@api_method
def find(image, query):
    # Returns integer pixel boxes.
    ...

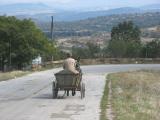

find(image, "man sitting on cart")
[63,53,79,74]
[63,53,80,96]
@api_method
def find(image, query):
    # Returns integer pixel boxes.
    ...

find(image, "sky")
[0,0,160,10]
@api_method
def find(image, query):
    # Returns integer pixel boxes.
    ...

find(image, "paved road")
[0,64,160,120]
[82,64,160,74]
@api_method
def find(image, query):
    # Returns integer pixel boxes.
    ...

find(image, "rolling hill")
[17,5,160,22]
[0,3,160,21]
[36,12,160,38]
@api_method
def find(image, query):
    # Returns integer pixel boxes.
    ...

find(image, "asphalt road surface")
[0,64,160,120]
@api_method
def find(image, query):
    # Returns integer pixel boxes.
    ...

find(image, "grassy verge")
[100,77,110,120]
[0,71,30,81]
[103,70,160,120]
[0,64,61,82]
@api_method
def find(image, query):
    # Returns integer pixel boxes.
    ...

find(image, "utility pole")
[51,16,54,61]
[51,16,54,41]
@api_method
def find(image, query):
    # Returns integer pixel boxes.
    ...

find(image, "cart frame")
[53,70,85,99]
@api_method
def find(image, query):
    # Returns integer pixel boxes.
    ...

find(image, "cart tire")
[67,90,70,96]
[81,82,85,99]
[52,82,58,99]
[83,83,85,98]
[72,90,76,96]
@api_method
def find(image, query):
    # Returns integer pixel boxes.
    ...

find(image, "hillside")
[0,3,158,21]
[37,12,160,38]
[17,7,144,22]
[17,4,160,22]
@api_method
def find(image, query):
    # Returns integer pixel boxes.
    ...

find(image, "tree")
[72,42,101,59]
[108,40,127,57]
[86,42,101,58]
[108,21,141,57]
[72,47,89,59]
[125,42,142,58]
[111,21,141,42]
[0,16,57,71]
[141,39,160,58]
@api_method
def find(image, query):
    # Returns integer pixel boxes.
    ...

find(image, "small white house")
[32,55,42,65]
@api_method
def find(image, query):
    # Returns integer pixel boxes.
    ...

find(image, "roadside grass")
[0,71,30,81]
[100,77,110,120]
[0,64,61,82]
[103,70,160,120]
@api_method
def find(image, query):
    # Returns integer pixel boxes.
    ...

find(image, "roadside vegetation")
[100,78,110,120]
[102,70,160,120]
[1,15,160,73]
[0,16,64,72]
[71,21,160,59]
[0,71,30,81]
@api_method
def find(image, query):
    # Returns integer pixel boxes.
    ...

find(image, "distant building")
[32,55,42,71]
[32,55,42,65]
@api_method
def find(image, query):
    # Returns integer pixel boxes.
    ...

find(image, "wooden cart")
[53,70,85,99]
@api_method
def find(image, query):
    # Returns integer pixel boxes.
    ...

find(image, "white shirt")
[63,58,79,74]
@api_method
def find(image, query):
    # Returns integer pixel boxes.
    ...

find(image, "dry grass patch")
[108,70,160,120]
[0,71,30,81]
[100,79,110,120]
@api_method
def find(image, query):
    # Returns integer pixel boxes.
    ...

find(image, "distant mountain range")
[0,3,160,21]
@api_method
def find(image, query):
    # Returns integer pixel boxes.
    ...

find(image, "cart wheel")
[72,90,76,96]
[52,82,58,99]
[83,83,85,98]
[67,90,69,96]
[80,83,85,99]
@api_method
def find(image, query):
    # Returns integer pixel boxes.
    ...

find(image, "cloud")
[1,0,75,5]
